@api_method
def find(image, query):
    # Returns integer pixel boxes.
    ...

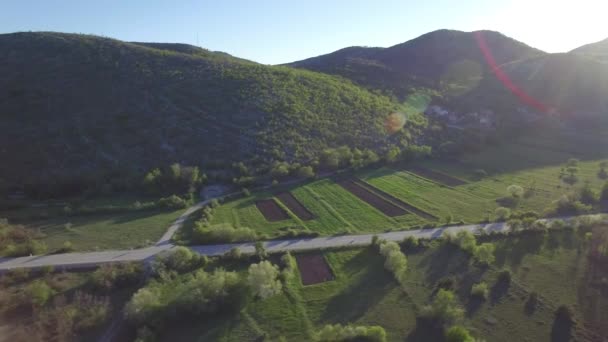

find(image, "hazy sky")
[2,0,607,64]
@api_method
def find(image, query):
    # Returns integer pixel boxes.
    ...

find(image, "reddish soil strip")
[354,180,437,220]
[255,199,289,222]
[276,192,315,221]
[338,180,408,217]
[407,166,467,186]
[296,254,335,285]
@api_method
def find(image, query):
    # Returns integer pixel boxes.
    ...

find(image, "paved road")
[0,220,538,272]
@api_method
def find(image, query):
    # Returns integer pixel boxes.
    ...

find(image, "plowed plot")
[408,166,466,186]
[296,254,335,285]
[355,180,437,220]
[255,199,289,222]
[276,192,315,221]
[338,180,408,217]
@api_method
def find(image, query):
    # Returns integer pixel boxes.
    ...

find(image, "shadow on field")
[417,243,470,284]
[320,250,392,324]
[405,317,446,342]
[494,232,545,269]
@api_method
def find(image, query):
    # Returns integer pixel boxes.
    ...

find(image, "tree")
[470,282,488,300]
[473,243,496,265]
[254,241,267,260]
[247,261,282,299]
[154,246,204,274]
[445,325,475,342]
[385,146,401,163]
[579,182,598,205]
[422,289,463,323]
[296,166,315,179]
[378,240,408,284]
[26,280,55,307]
[507,185,524,199]
[494,207,511,221]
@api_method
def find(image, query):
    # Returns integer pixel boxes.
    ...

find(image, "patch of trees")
[316,324,387,342]
[559,158,580,185]
[152,247,207,276]
[548,194,592,216]
[320,146,380,171]
[142,163,205,196]
[89,262,144,292]
[125,268,245,326]
[496,184,524,208]
[444,231,495,265]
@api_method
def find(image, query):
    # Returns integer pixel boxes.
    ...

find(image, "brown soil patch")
[296,254,334,285]
[276,192,315,221]
[355,180,437,220]
[255,199,289,222]
[407,166,467,186]
[338,180,408,217]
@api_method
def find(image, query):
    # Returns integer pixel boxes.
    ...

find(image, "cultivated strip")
[255,199,290,222]
[337,180,408,217]
[276,192,315,221]
[407,166,467,186]
[354,179,437,221]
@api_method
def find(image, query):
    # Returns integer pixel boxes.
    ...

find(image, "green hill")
[288,30,545,99]
[0,32,421,193]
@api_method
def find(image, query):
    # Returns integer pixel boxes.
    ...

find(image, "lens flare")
[384,112,406,134]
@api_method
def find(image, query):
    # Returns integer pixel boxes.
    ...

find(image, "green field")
[208,122,608,240]
[159,224,608,341]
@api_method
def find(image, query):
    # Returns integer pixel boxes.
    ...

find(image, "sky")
[1,0,607,65]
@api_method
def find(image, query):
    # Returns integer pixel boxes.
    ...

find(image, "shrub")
[470,282,488,300]
[242,188,251,197]
[550,195,591,216]
[473,243,496,265]
[26,280,55,307]
[296,166,315,179]
[316,324,387,342]
[226,247,243,260]
[55,241,74,254]
[507,185,524,198]
[494,207,511,221]
[248,261,282,299]
[402,236,419,250]
[445,325,475,342]
[192,223,257,244]
[153,246,206,274]
[378,240,408,285]
[125,269,243,324]
[601,182,608,201]
[89,262,144,292]
[157,195,187,209]
[421,289,463,323]
[579,183,598,205]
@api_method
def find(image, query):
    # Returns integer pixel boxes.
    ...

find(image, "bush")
[601,182,608,201]
[470,282,488,300]
[25,280,55,307]
[153,246,206,274]
[507,184,524,198]
[296,166,315,179]
[473,169,487,180]
[402,236,419,250]
[579,183,598,205]
[550,195,592,216]
[192,223,257,244]
[316,324,387,342]
[157,195,188,209]
[378,240,408,285]
[89,262,144,292]
[494,207,511,221]
[125,269,243,324]
[248,261,282,299]
[473,243,496,265]
[421,289,463,323]
[445,325,475,342]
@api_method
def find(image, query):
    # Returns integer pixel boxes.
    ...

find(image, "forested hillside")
[0,32,424,194]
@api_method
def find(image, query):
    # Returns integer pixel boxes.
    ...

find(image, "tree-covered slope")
[0,32,421,189]
[288,30,545,99]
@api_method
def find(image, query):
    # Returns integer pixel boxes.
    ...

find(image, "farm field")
[206,122,608,241]
[158,224,608,341]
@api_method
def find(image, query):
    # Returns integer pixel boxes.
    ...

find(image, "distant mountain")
[570,37,608,62]
[288,30,545,99]
[0,32,416,189]
[459,53,608,117]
